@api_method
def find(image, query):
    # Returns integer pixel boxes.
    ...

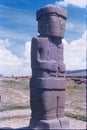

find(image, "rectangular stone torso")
[31,36,66,79]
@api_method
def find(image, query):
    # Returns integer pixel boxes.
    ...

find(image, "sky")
[0,0,86,76]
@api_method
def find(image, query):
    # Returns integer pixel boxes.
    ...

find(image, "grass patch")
[2,79,30,91]
[67,85,84,90]
[0,105,30,112]
[1,115,29,121]
[65,112,87,122]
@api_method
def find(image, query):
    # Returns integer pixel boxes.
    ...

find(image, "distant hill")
[66,69,87,78]
[0,74,3,78]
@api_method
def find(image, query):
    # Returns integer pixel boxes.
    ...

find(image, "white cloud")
[22,41,31,69]
[0,31,86,76]
[24,41,31,61]
[0,39,11,48]
[63,31,86,70]
[0,39,31,76]
[55,0,87,8]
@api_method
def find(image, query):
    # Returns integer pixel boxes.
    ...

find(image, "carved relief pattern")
[30,5,67,122]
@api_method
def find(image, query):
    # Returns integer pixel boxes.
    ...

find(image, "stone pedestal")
[29,5,69,129]
[30,117,69,129]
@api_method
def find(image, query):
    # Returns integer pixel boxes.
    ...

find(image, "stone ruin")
[29,5,69,129]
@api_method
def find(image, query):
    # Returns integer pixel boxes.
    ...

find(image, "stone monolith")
[29,4,69,129]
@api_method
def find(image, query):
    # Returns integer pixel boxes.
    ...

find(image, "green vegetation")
[65,112,87,122]
[2,79,30,90]
[0,105,29,112]
[65,79,86,121]
[0,78,30,112]
[1,113,29,121]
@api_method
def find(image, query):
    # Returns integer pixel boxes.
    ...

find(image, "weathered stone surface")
[30,117,69,129]
[30,87,65,120]
[29,4,69,129]
[31,78,66,89]
[31,36,65,78]
[36,5,67,38]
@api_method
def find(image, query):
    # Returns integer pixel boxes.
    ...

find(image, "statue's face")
[38,15,66,38]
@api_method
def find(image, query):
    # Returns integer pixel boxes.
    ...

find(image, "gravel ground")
[0,109,86,129]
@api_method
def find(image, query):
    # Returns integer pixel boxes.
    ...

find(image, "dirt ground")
[0,109,86,129]
[0,78,86,129]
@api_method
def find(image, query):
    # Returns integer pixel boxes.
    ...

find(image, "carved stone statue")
[29,5,69,129]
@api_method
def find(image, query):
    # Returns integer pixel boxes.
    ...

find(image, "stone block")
[36,5,67,38]
[30,78,66,89]
[30,117,70,129]
[30,87,65,120]
[29,4,69,129]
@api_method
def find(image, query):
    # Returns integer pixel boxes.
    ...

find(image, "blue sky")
[0,0,86,76]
